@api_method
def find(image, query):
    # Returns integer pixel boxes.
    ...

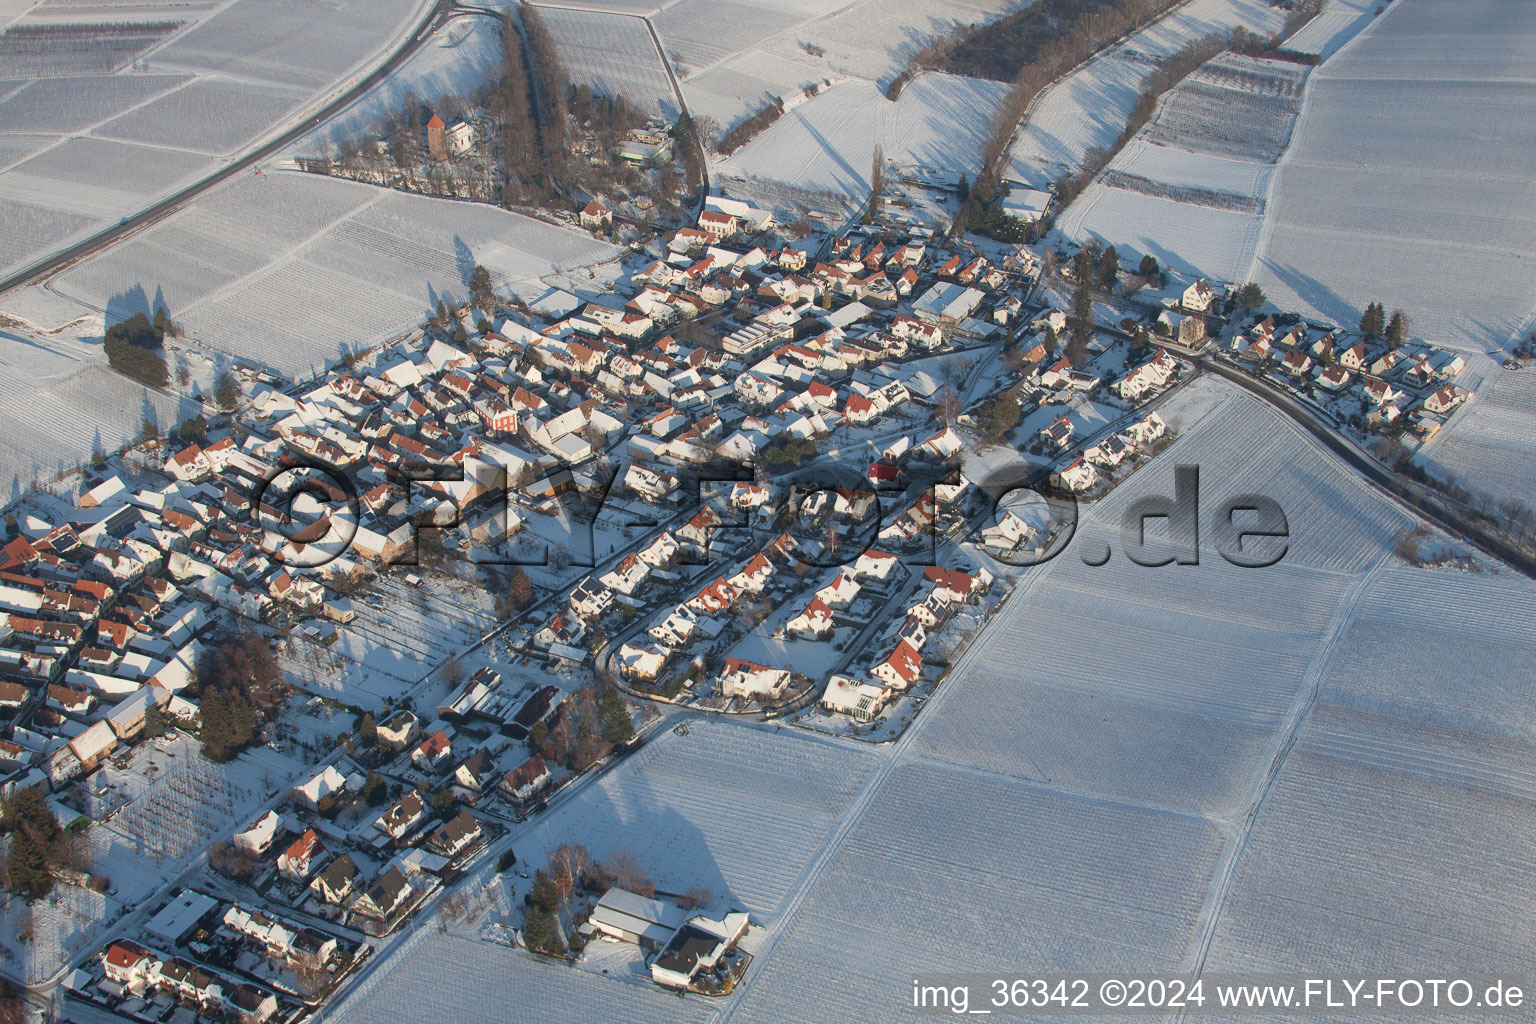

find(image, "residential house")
[311,853,359,904]
[821,675,891,721]
[426,810,483,858]
[413,730,453,771]
[233,810,283,856]
[278,828,323,880]
[579,200,613,230]
[870,639,922,690]
[501,754,551,804]
[376,790,425,840]
[354,866,412,921]
[717,658,791,702]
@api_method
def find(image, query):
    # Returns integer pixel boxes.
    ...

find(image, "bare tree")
[602,849,654,896]
[546,843,592,904]
[290,948,332,1000]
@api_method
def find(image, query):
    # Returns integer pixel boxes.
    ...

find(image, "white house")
[1054,458,1099,493]
[784,597,835,639]
[717,658,791,701]
[233,810,283,856]
[821,675,890,721]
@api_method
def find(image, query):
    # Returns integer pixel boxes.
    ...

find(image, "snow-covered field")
[36,171,619,377]
[298,14,506,154]
[539,6,677,116]
[1056,49,1310,282]
[663,0,1028,133]
[715,73,1009,199]
[512,720,881,918]
[1059,185,1265,282]
[1249,0,1536,505]
[1284,0,1378,59]
[0,0,429,278]
[1253,0,1536,355]
[913,385,1409,814]
[1007,0,1290,189]
[734,759,1227,1024]
[0,326,192,488]
[0,170,614,483]
[336,928,721,1024]
[1205,565,1536,981]
[1421,368,1536,510]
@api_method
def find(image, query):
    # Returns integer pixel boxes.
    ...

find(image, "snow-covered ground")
[0,170,616,485]
[1204,565,1536,981]
[660,0,1029,134]
[1006,0,1290,190]
[539,6,677,117]
[1059,185,1265,282]
[715,73,1009,199]
[322,375,1518,1022]
[1058,52,1306,281]
[29,171,619,377]
[510,719,881,918]
[296,14,507,155]
[1420,367,1536,510]
[1247,0,1536,504]
[1284,0,1379,59]
[1253,0,1536,355]
[0,0,431,279]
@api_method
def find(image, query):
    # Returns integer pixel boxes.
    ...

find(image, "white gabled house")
[1054,458,1099,493]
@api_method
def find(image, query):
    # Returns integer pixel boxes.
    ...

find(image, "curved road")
[1195,353,1536,578]
[0,0,467,296]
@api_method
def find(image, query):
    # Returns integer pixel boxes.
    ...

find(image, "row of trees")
[104,310,169,389]
[1359,301,1411,347]
[1049,31,1229,215]
[716,97,784,156]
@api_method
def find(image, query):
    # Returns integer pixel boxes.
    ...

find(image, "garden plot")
[731,759,1227,1024]
[539,7,675,115]
[1254,1,1536,354]
[512,719,880,919]
[714,73,1008,199]
[283,570,501,710]
[1007,0,1289,188]
[1202,702,1536,982]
